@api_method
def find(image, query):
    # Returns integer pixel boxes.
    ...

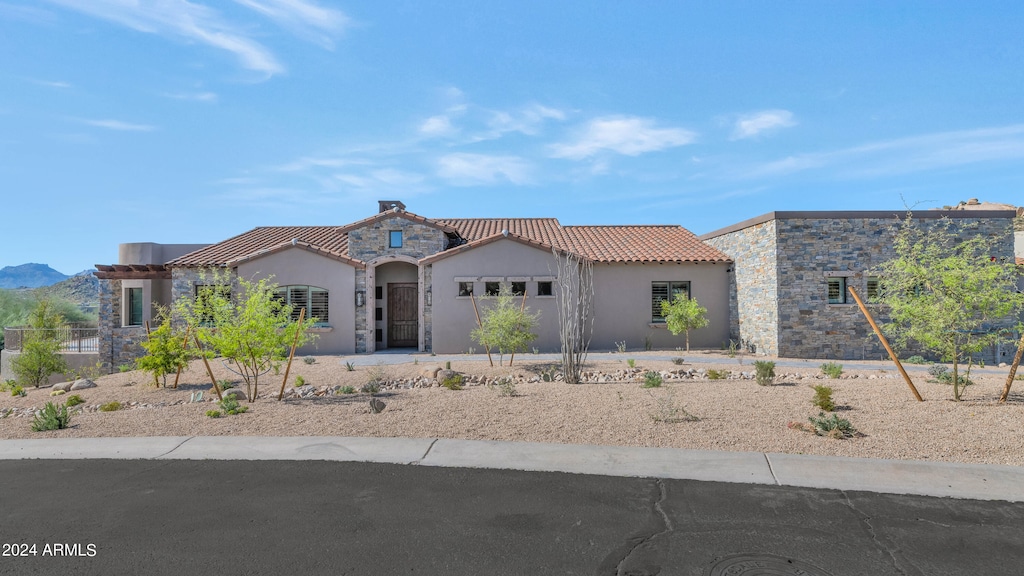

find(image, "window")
[389,230,403,248]
[458,282,474,297]
[866,276,880,300]
[375,286,383,300]
[537,281,553,296]
[511,281,526,296]
[274,285,329,324]
[827,277,847,304]
[127,287,143,326]
[375,307,383,321]
[651,281,690,322]
[485,282,501,296]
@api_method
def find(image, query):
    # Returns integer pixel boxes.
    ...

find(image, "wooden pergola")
[93,264,171,280]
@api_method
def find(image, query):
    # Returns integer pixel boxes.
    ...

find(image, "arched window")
[274,285,329,325]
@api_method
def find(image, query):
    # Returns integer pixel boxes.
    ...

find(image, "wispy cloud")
[275,155,372,172]
[550,116,696,160]
[419,115,457,137]
[437,153,532,186]
[232,0,349,48]
[80,118,156,132]
[484,104,566,138]
[743,124,1024,180]
[163,91,218,102]
[43,0,346,76]
[731,109,796,140]
[31,79,71,89]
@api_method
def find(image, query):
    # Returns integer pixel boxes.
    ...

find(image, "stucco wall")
[429,239,561,354]
[590,262,730,352]
[236,247,357,355]
[703,220,779,355]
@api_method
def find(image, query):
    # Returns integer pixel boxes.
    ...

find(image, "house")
[700,209,1019,362]
[94,201,732,370]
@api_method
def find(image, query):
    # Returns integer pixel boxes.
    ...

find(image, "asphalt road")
[2,460,1022,575]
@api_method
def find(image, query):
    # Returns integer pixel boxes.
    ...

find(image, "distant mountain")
[34,271,99,309]
[0,263,69,289]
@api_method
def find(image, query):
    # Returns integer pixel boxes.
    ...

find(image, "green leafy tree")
[661,295,709,352]
[176,271,317,402]
[471,285,539,366]
[11,300,69,387]
[137,306,190,387]
[877,216,1024,401]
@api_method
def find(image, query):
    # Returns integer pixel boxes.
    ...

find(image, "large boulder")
[70,379,97,390]
[435,369,458,384]
[222,388,247,401]
[52,381,74,392]
[419,366,443,379]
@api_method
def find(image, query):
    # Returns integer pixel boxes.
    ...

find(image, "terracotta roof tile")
[555,225,731,263]
[433,218,564,244]
[168,226,349,266]
[336,210,457,234]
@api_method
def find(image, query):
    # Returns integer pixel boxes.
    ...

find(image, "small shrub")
[642,371,663,388]
[820,362,843,379]
[494,376,518,397]
[294,375,306,387]
[303,356,316,365]
[206,410,222,418]
[754,360,776,386]
[118,363,135,373]
[218,397,249,416]
[65,394,85,407]
[11,385,26,397]
[648,390,699,423]
[441,374,464,390]
[361,381,381,394]
[532,347,539,355]
[272,363,281,376]
[807,412,857,438]
[644,336,652,351]
[31,402,71,431]
[339,385,356,394]
[99,401,122,412]
[727,339,739,358]
[626,358,636,369]
[413,358,419,365]
[812,385,835,411]
[904,355,929,365]
[365,363,387,393]
[540,367,557,382]
[671,357,685,365]
[706,369,728,380]
[615,340,627,353]
[345,361,356,371]
[50,389,66,396]
[0,379,15,392]
[218,379,235,390]
[927,364,948,379]
[445,361,451,370]
[936,370,973,387]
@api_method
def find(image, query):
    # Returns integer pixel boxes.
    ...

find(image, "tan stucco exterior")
[590,262,730,352]
[236,246,357,355]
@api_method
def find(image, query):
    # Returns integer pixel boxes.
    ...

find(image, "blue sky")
[2,1,1022,275]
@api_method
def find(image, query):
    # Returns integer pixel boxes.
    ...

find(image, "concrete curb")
[1,436,1021,502]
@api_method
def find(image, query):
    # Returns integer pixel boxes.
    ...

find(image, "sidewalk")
[1,435,1021,502]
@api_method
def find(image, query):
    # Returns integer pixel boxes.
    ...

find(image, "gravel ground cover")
[2,351,1022,466]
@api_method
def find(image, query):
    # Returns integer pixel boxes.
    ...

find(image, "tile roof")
[167,226,349,266]
[167,216,728,266]
[557,225,731,263]
[420,231,575,265]
[336,210,457,234]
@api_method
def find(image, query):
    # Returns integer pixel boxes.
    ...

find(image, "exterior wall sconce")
[425,291,432,306]
[355,291,365,307]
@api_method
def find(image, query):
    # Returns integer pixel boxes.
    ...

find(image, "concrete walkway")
[1,435,1021,502]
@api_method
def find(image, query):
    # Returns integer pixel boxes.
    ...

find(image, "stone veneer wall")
[423,264,433,351]
[704,220,779,356]
[348,216,446,353]
[97,277,148,371]
[774,217,1016,361]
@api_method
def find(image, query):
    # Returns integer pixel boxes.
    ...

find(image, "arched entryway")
[367,257,421,351]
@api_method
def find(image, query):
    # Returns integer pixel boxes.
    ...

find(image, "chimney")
[378,200,406,213]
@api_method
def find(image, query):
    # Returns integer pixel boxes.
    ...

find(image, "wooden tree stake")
[848,286,923,401]
[278,307,306,401]
[193,335,223,401]
[999,330,1024,402]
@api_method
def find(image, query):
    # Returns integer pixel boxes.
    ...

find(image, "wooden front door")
[387,283,418,348]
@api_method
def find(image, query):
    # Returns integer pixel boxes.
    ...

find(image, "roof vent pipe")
[502,229,509,237]
[292,238,298,246]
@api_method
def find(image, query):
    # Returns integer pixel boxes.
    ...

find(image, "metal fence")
[3,324,99,353]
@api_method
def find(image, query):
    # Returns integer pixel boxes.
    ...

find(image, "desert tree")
[471,284,539,367]
[552,249,594,384]
[11,299,69,387]
[137,305,190,387]
[176,270,317,402]
[876,215,1024,401]
[661,295,709,352]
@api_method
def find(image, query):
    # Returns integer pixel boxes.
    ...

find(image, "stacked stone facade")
[97,278,147,370]
[705,212,1017,362]
[347,216,447,261]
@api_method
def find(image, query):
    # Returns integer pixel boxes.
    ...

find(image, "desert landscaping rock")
[51,381,74,392]
[223,389,247,401]
[70,379,97,390]
[369,398,386,413]
[2,352,1022,467]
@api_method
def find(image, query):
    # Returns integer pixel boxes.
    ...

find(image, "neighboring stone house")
[94,201,732,369]
[700,209,1019,362]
